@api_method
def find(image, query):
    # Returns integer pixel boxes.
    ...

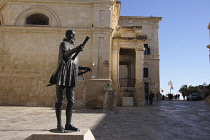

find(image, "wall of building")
[118,16,162,94]
[112,26,147,106]
[0,0,161,108]
[0,0,119,107]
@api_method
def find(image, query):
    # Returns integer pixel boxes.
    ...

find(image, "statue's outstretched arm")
[78,66,92,76]
[63,44,84,61]
[64,36,89,61]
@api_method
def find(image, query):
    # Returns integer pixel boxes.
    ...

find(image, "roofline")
[120,16,162,21]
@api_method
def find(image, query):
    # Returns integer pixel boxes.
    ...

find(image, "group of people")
[167,93,180,100]
[145,92,155,105]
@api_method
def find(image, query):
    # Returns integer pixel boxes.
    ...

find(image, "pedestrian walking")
[149,91,154,105]
[145,93,149,104]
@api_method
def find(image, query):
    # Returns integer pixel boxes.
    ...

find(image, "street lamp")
[168,80,173,94]
[168,81,173,100]
[207,22,210,61]
[207,45,210,62]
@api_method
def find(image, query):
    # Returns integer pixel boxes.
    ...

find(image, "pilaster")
[112,44,120,90]
[135,46,145,106]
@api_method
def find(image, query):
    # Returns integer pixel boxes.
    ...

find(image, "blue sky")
[119,0,210,95]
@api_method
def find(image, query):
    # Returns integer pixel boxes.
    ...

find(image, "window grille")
[26,14,49,25]
[144,44,150,55]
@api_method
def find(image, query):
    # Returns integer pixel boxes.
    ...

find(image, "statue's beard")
[70,38,75,44]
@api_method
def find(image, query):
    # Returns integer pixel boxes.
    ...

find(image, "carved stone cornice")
[120,16,162,21]
[119,16,162,25]
[136,34,147,40]
[113,35,147,41]
[0,25,113,33]
[135,47,145,51]
[1,0,114,7]
[113,26,147,41]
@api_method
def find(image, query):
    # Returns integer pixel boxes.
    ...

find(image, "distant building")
[0,0,161,108]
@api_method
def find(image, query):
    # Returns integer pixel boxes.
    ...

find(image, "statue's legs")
[65,87,74,125]
[55,85,65,132]
[65,87,79,131]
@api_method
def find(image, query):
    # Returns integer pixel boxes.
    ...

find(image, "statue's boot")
[65,124,79,131]
[55,106,64,132]
[65,106,79,131]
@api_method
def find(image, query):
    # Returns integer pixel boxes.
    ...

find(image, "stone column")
[135,46,145,106]
[153,25,160,93]
[112,45,120,90]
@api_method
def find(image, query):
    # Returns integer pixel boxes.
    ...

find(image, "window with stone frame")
[26,14,49,25]
[143,68,149,78]
[144,44,150,55]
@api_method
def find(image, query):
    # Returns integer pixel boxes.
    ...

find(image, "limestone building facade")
[0,0,161,107]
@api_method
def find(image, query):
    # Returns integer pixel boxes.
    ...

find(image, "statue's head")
[65,30,75,44]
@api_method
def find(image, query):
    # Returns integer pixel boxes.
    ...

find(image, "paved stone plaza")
[0,101,210,140]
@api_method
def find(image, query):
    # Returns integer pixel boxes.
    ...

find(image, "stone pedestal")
[103,89,115,110]
[122,97,134,107]
[25,129,95,140]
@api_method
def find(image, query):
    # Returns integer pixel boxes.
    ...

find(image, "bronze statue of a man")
[47,30,91,132]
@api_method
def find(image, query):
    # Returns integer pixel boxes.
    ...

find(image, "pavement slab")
[0,101,210,140]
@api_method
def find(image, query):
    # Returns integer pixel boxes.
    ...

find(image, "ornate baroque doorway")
[119,48,135,87]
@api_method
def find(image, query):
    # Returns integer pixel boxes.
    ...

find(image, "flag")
[171,86,173,90]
